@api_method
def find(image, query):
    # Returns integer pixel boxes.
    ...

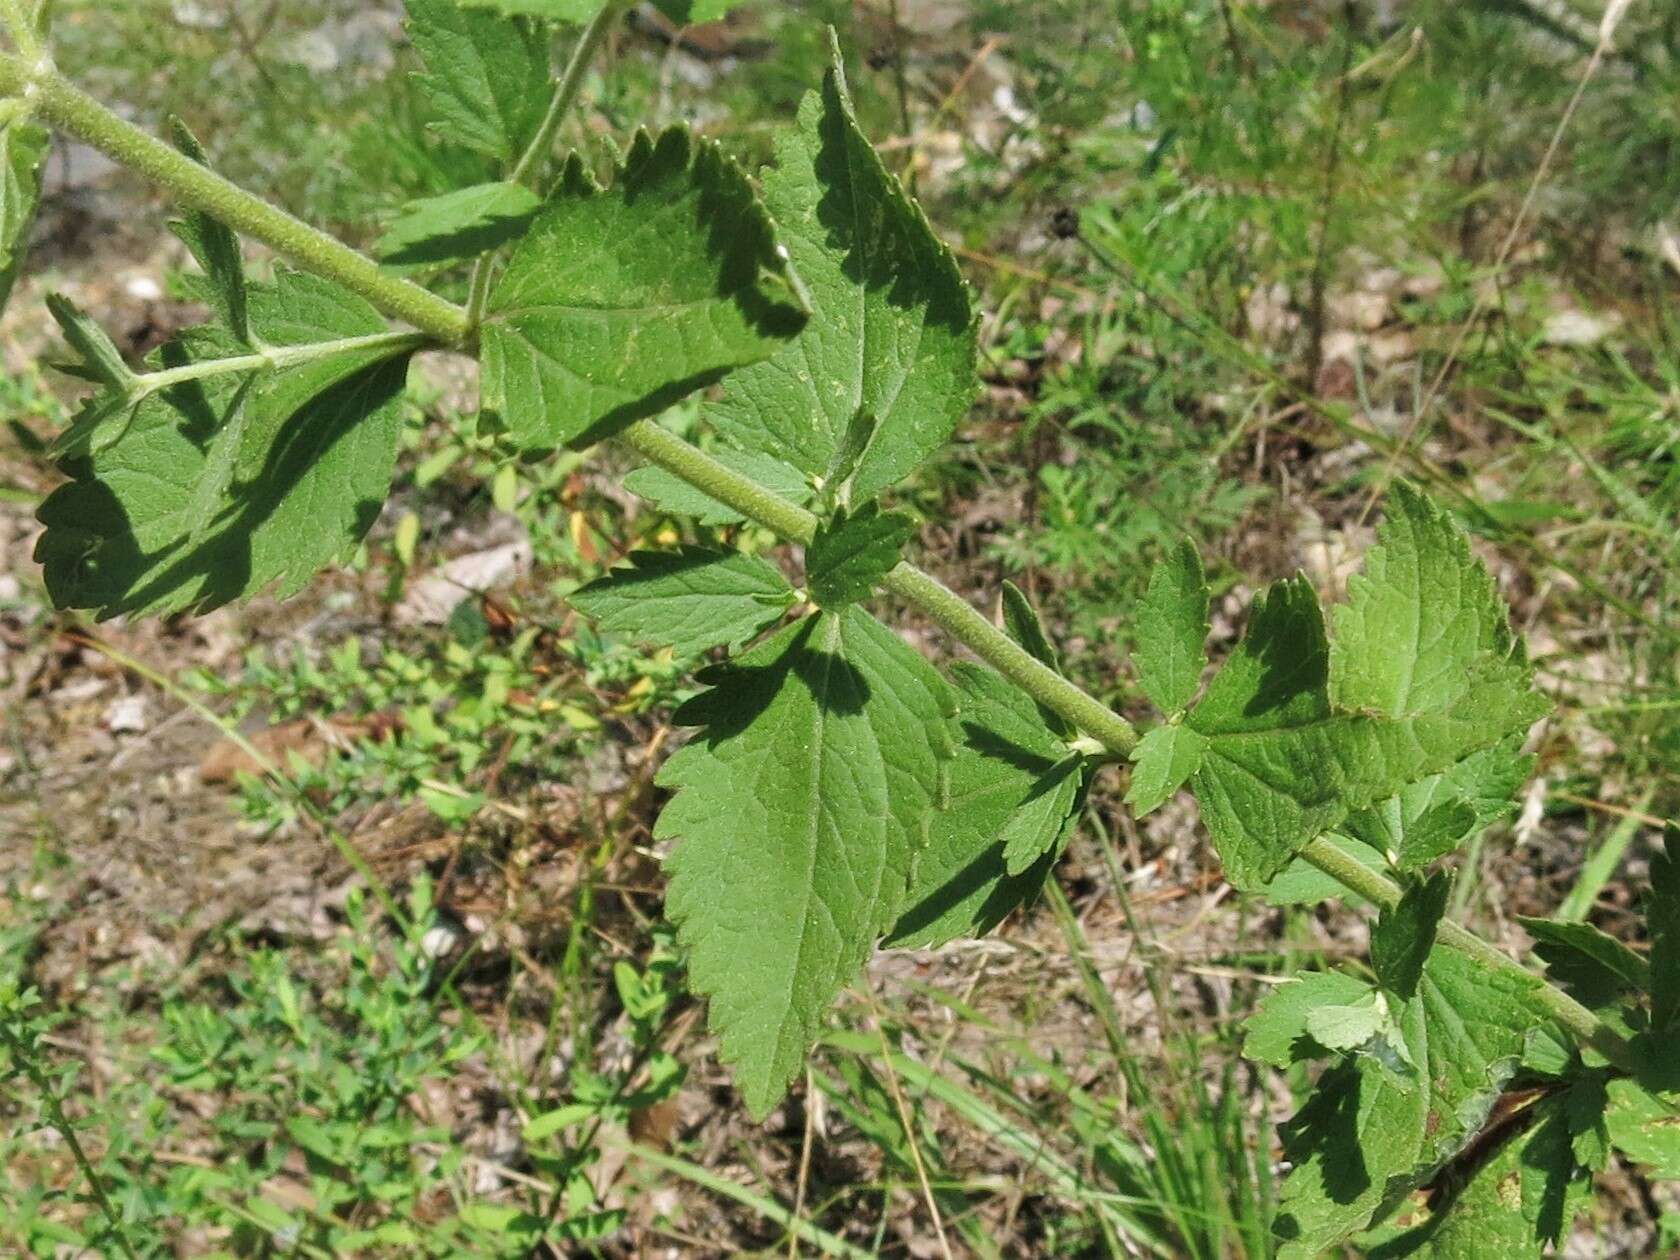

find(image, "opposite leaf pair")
[1126,485,1548,892]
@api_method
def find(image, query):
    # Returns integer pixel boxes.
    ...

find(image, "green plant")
[4,1,1678,1253]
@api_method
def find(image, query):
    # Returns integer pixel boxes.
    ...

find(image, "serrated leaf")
[0,118,47,316]
[405,0,553,162]
[1332,483,1529,719]
[1371,870,1451,1000]
[623,448,813,526]
[377,182,540,267]
[805,502,915,609]
[1519,917,1648,1009]
[569,547,794,657]
[1604,1077,1680,1176]
[1188,570,1547,891]
[1243,971,1373,1069]
[1000,755,1083,876]
[707,34,976,502]
[1274,945,1547,1258]
[657,607,955,1117]
[36,274,413,619]
[168,118,249,344]
[1135,538,1209,713]
[1335,738,1530,874]
[482,129,807,452]
[1647,825,1680,1033]
[1364,1100,1561,1259]
[1124,723,1205,817]
[886,663,1070,950]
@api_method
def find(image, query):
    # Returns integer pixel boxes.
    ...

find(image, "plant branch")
[0,0,41,60]
[464,0,630,328]
[0,50,470,343]
[13,46,1631,1071]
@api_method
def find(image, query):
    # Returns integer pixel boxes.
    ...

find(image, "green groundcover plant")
[3,1,1677,1252]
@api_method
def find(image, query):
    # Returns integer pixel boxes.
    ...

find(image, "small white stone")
[103,695,149,735]
[1543,309,1619,347]
[420,925,460,959]
[124,275,164,303]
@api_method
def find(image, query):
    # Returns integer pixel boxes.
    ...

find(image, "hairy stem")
[11,48,1632,1069]
[0,51,470,343]
[0,0,41,60]
[463,0,630,328]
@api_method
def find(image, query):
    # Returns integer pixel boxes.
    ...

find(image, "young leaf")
[1135,538,1209,714]
[1370,870,1451,1000]
[706,33,977,502]
[568,547,794,657]
[1000,581,1059,671]
[376,182,540,268]
[657,607,955,1117]
[1331,482,1529,720]
[481,129,808,451]
[168,118,249,345]
[1304,993,1388,1054]
[1274,945,1548,1258]
[999,579,1080,738]
[1242,971,1372,1069]
[404,0,553,163]
[886,663,1074,950]
[1124,723,1206,817]
[1000,755,1084,876]
[46,295,135,391]
[1279,741,1531,895]
[805,502,916,609]
[35,274,414,619]
[623,448,814,526]
[1646,824,1680,1033]
[0,118,48,317]
[1519,917,1648,1008]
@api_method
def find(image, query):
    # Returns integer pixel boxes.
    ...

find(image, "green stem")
[11,49,1632,1071]
[132,330,432,398]
[0,0,41,60]
[463,0,628,328]
[0,1020,140,1260]
[0,51,469,343]
[512,0,624,189]
[615,419,1140,753]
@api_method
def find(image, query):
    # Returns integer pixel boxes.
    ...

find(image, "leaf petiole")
[128,329,432,402]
